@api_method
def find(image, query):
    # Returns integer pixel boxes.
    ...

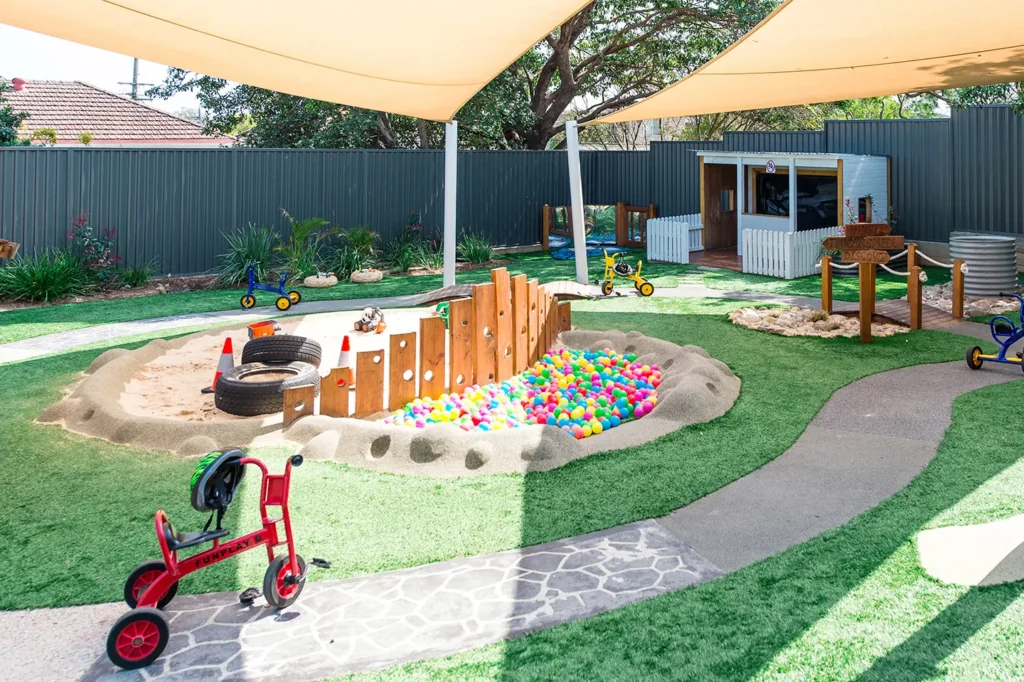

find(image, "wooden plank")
[536,283,548,358]
[823,236,904,251]
[388,332,417,410]
[419,317,447,399]
[472,282,497,386]
[841,249,890,264]
[511,274,529,374]
[859,263,873,344]
[542,204,550,251]
[907,242,917,269]
[908,266,923,330]
[355,350,385,417]
[952,259,965,319]
[491,268,514,382]
[448,297,474,394]
[558,301,572,333]
[283,384,316,428]
[844,223,891,238]
[547,292,559,351]
[528,279,540,364]
[320,367,351,418]
[821,256,833,313]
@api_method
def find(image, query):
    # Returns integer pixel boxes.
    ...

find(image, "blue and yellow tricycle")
[966,292,1024,372]
[240,265,301,312]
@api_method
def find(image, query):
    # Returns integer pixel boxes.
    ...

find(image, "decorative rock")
[905,282,1020,317]
[351,269,384,284]
[302,273,338,288]
[729,306,909,339]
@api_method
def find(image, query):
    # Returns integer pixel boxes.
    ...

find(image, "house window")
[750,168,838,231]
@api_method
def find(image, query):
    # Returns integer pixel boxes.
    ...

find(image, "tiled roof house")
[3,78,234,147]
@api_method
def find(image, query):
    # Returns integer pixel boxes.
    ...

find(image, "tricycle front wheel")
[106,607,170,670]
[966,346,984,370]
[124,560,178,609]
[288,290,302,304]
[264,554,306,609]
[240,294,256,309]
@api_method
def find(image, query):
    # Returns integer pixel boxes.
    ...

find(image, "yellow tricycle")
[599,250,654,297]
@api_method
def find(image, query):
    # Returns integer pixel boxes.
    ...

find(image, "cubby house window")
[748,168,839,231]
[720,189,735,212]
[858,196,873,222]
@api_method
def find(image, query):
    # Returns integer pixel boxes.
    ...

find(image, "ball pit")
[384,348,661,439]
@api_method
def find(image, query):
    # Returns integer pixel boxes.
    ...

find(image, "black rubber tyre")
[240,294,256,309]
[215,362,320,416]
[275,296,292,311]
[264,555,306,609]
[601,280,614,296]
[966,346,984,370]
[124,560,178,609]
[288,290,302,304]
[639,281,655,297]
[106,607,170,670]
[241,335,322,367]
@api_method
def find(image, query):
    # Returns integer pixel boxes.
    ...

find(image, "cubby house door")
[703,163,737,250]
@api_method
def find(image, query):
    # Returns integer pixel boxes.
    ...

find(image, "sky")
[0,25,200,114]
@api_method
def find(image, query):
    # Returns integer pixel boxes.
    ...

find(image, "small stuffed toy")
[354,307,387,334]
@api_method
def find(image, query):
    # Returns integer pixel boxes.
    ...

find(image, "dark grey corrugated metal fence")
[722,130,826,153]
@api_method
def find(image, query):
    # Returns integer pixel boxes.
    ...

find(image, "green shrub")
[382,239,418,273]
[457,232,493,265]
[117,262,155,288]
[218,224,279,286]
[0,250,91,302]
[415,239,444,271]
[277,209,334,280]
[285,236,325,281]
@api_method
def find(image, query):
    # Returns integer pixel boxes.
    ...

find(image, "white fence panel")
[647,214,703,264]
[741,226,841,279]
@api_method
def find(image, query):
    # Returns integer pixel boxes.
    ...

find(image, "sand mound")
[729,306,909,338]
[40,321,740,477]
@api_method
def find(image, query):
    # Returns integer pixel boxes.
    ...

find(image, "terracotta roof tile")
[3,80,234,145]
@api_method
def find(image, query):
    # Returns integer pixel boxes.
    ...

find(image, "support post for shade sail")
[443,120,458,287]
[565,120,588,284]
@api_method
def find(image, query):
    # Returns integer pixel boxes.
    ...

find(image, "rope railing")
[916,250,970,274]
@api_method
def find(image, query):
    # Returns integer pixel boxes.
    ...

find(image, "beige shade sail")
[596,0,1024,124]
[0,0,591,121]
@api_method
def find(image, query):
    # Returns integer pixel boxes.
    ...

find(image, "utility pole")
[119,58,153,101]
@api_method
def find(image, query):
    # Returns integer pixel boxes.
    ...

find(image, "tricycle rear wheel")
[263,555,306,609]
[966,346,984,370]
[124,560,178,609]
[240,294,256,309]
[288,290,302,304]
[106,607,170,670]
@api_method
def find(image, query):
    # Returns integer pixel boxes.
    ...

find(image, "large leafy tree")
[933,83,1024,114]
[150,0,774,150]
[0,80,30,147]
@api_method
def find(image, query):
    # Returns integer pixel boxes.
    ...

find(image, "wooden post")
[907,242,917,270]
[491,268,514,383]
[320,368,351,418]
[542,204,550,251]
[558,301,572,333]
[527,279,540,364]
[282,385,316,428]
[908,266,923,330]
[355,350,385,417]
[419,317,447,400]
[511,274,529,374]
[615,202,627,247]
[648,204,656,219]
[472,282,497,386]
[388,332,417,410]
[448,298,474,394]
[952,258,965,319]
[859,262,873,344]
[821,256,833,313]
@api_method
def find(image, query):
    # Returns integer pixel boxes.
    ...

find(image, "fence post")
[821,256,832,313]
[615,202,626,246]
[783,232,794,279]
[859,263,874,343]
[908,266,923,329]
[907,242,917,270]
[542,204,550,251]
[952,258,965,319]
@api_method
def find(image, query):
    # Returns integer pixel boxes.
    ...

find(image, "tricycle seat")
[163,519,230,552]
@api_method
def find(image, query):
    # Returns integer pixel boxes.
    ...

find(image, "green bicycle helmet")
[190,449,246,513]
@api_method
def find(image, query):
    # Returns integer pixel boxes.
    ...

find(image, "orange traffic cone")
[201,338,234,394]
[337,335,354,389]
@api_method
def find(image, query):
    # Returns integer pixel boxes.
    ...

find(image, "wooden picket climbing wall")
[419,317,447,399]
[472,282,497,386]
[558,301,572,334]
[537,287,548,358]
[491,268,514,383]
[320,367,351,418]
[388,333,417,410]
[354,350,385,417]
[448,297,474,394]
[528,279,540,364]
[511,274,529,374]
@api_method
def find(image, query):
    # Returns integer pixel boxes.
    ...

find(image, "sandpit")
[40,314,740,477]
[918,515,1024,586]
[729,306,909,339]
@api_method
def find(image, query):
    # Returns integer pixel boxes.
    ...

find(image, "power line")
[118,58,153,101]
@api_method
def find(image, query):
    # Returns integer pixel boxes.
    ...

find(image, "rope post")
[952,258,966,319]
[821,255,833,313]
[907,242,917,270]
[908,265,923,329]
[859,262,875,344]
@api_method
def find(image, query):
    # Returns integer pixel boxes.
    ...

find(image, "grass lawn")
[0,250,693,345]
[338,379,1024,682]
[702,264,952,303]
[0,296,984,611]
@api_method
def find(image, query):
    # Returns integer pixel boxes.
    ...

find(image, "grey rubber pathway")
[3,361,1020,682]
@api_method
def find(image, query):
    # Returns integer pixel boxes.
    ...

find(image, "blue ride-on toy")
[966,292,1024,372]
[240,264,301,312]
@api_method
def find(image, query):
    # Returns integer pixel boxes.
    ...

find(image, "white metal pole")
[443,120,458,287]
[565,120,589,284]
[788,156,797,234]
[736,158,745,256]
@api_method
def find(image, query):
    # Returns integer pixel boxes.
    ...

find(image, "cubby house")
[694,151,890,259]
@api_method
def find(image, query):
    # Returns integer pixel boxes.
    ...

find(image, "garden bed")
[729,306,909,338]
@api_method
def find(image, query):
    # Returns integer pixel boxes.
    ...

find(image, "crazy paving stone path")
[80,521,721,682]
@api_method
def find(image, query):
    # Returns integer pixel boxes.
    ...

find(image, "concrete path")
[3,360,1020,682]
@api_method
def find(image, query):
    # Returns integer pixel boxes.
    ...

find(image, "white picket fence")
[647,214,703,264]
[741,226,842,279]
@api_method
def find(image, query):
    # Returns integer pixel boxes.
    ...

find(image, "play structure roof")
[595,0,1024,124]
[0,0,591,121]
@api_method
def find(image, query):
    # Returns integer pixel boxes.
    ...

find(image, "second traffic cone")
[337,335,354,389]
[201,337,234,394]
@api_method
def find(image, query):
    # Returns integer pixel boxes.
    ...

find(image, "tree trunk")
[417,119,429,149]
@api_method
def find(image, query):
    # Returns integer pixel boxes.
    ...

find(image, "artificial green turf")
[0,251,696,345]
[0,297,983,610]
[702,265,952,303]
[334,379,1024,682]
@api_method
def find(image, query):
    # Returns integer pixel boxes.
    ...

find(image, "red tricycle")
[106,449,327,670]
